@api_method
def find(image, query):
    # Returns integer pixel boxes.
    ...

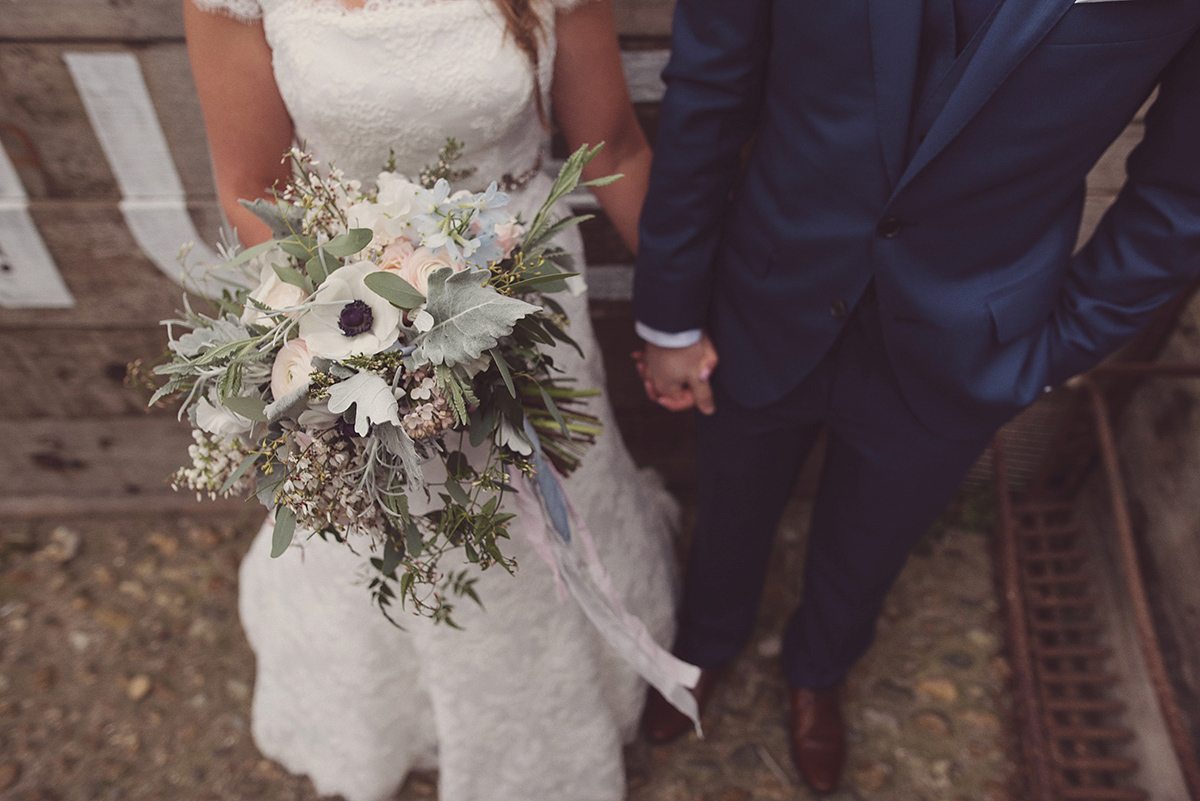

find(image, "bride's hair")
[493,0,549,126]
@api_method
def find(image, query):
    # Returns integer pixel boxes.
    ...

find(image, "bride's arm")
[551,0,652,255]
[184,1,295,247]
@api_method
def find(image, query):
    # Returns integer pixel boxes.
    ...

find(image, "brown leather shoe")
[641,668,722,744]
[789,686,846,794]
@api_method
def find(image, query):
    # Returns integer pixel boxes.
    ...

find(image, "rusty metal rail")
[995,362,1200,801]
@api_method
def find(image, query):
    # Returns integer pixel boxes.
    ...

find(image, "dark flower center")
[338,300,374,337]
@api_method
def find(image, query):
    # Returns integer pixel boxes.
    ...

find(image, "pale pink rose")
[379,239,416,273]
[241,257,309,326]
[493,221,526,259]
[397,246,466,296]
[271,337,314,401]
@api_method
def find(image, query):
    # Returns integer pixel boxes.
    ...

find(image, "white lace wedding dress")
[189,1,680,799]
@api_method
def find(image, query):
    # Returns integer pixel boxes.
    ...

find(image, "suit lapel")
[891,0,1077,198]
[867,0,924,188]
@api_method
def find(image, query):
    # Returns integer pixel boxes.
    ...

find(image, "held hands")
[633,334,720,415]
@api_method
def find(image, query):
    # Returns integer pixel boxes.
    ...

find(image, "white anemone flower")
[298,260,402,360]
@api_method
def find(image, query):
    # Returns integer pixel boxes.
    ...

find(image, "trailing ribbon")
[511,420,702,735]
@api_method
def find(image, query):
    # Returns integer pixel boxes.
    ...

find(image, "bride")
[183,1,680,800]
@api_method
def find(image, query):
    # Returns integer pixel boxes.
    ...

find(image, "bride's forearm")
[585,139,652,255]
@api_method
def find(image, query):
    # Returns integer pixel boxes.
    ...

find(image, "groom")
[633,0,1200,792]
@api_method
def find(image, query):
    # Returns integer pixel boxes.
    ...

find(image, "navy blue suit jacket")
[633,0,1200,436]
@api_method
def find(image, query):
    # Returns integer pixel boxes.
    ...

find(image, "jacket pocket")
[987,268,1064,345]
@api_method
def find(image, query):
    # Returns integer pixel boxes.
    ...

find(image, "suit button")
[876,216,905,239]
[830,299,849,320]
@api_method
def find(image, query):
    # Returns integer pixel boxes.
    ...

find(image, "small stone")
[118,580,148,601]
[34,526,80,563]
[967,628,997,649]
[757,635,783,658]
[148,533,179,558]
[861,708,900,734]
[109,731,140,752]
[32,666,56,691]
[988,655,1012,681]
[6,617,27,634]
[958,708,1001,733]
[188,526,222,549]
[873,678,915,703]
[911,710,952,737]
[225,679,250,702]
[68,632,91,652]
[0,762,20,790]
[70,594,93,612]
[941,651,975,670]
[126,675,153,702]
[0,674,9,692]
[93,609,132,634]
[916,678,959,703]
[92,566,116,586]
[853,761,892,794]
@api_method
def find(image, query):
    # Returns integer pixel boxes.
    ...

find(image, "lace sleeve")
[190,0,262,23]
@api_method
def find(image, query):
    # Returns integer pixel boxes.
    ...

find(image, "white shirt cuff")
[635,322,703,348]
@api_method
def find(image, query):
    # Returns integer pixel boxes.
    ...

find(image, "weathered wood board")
[0,417,194,498]
[0,0,676,40]
[0,327,173,418]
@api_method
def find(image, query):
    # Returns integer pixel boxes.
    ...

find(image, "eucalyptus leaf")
[219,453,260,495]
[380,531,404,575]
[222,395,268,423]
[404,519,424,557]
[272,262,311,292]
[411,269,539,367]
[270,506,297,558]
[363,272,426,310]
[444,480,471,507]
[537,382,569,436]
[224,239,280,271]
[489,347,516,398]
[279,236,314,260]
[322,228,373,258]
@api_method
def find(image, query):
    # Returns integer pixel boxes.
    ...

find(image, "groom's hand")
[634,334,720,415]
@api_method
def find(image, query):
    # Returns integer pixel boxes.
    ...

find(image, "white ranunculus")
[271,337,314,401]
[195,398,254,438]
[241,253,308,326]
[298,260,402,360]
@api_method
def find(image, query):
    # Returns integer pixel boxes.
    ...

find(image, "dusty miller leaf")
[412,268,538,367]
[326,372,401,436]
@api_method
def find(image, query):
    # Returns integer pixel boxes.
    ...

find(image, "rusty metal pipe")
[1080,375,1200,800]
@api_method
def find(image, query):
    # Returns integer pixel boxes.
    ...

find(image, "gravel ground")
[0,490,1015,801]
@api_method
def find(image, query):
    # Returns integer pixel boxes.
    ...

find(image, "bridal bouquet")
[151,143,613,624]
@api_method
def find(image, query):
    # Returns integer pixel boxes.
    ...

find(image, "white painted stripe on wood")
[0,145,75,308]
[621,49,669,104]
[64,51,228,297]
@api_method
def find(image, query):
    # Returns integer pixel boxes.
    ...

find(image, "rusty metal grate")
[994,367,1200,801]
[1004,494,1145,800]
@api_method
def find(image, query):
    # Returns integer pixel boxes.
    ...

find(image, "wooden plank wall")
[0,0,1140,513]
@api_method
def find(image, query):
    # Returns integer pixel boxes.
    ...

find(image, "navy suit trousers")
[681,294,995,689]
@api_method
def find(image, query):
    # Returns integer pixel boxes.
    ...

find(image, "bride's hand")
[634,335,719,415]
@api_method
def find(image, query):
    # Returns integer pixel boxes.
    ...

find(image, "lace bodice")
[192,0,589,192]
